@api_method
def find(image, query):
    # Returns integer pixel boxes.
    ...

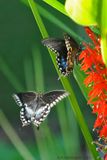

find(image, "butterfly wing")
[12,92,36,107]
[13,92,38,126]
[42,90,69,108]
[42,38,67,55]
[42,38,68,75]
[64,34,80,75]
[64,34,79,51]
[33,90,69,127]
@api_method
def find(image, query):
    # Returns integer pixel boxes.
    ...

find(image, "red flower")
[79,27,107,138]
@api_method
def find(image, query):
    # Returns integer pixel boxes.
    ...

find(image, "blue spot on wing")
[61,57,67,69]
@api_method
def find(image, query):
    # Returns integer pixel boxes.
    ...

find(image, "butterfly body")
[13,90,69,128]
[42,33,80,76]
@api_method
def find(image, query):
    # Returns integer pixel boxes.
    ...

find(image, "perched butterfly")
[12,90,69,129]
[42,33,80,76]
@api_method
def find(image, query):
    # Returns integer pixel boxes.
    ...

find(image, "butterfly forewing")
[42,38,67,55]
[43,90,69,107]
[13,92,36,106]
[13,90,69,128]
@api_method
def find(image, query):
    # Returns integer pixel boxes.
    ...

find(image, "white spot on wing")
[13,94,23,107]
[50,91,69,108]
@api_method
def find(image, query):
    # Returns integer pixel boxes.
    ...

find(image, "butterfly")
[42,33,80,77]
[12,90,69,129]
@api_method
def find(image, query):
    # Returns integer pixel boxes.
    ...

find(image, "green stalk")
[27,0,99,159]
[0,110,35,160]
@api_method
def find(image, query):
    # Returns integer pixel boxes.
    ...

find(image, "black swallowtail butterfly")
[12,90,69,129]
[42,33,80,76]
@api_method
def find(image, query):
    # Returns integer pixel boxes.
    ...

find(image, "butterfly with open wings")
[13,90,69,129]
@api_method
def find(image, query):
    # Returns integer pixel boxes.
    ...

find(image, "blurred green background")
[0,0,96,160]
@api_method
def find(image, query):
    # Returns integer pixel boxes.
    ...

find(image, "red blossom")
[79,27,107,139]
[100,125,107,137]
[94,115,103,128]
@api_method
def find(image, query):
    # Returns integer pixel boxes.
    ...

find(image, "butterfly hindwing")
[56,54,67,75]
[13,90,69,128]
